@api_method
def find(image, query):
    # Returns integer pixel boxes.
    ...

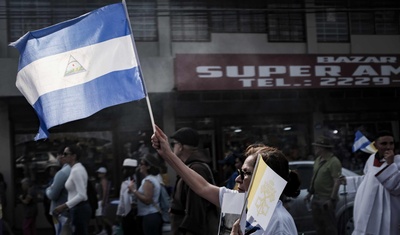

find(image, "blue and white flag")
[10,3,146,140]
[352,130,377,154]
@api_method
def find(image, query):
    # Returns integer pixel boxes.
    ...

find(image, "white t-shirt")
[219,187,298,235]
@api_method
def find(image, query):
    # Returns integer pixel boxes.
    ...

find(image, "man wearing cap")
[116,159,139,235]
[46,146,71,235]
[304,136,342,235]
[169,127,219,235]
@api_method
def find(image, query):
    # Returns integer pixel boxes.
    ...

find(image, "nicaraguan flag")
[10,3,146,140]
[352,130,377,153]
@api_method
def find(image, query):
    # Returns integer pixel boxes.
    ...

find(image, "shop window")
[222,123,310,162]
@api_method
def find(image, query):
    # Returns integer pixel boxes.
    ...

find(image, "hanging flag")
[246,156,287,231]
[10,3,146,140]
[352,130,377,154]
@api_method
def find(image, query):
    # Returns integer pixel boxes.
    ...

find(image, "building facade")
[0,0,399,228]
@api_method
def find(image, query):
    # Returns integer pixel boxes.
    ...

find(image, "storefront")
[173,54,400,174]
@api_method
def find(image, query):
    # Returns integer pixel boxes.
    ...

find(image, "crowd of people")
[1,127,399,235]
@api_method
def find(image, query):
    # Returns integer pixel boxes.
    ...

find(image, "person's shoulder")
[58,165,71,175]
[188,161,209,170]
[333,156,342,162]
[220,186,237,195]
[393,154,400,164]
[268,201,297,233]
[144,175,160,185]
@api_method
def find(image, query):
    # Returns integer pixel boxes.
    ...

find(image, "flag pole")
[122,0,156,132]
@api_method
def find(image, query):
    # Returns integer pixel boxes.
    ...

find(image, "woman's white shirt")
[137,174,161,216]
[65,162,88,208]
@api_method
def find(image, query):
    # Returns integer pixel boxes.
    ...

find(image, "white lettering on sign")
[196,65,400,78]
[259,66,286,77]
[196,66,223,78]
[226,66,255,77]
[320,77,390,86]
[238,79,256,87]
[289,66,311,77]
[197,65,341,77]
[381,65,400,76]
[352,66,379,76]
[191,56,400,89]
[315,66,341,76]
[238,77,392,88]
[317,56,397,63]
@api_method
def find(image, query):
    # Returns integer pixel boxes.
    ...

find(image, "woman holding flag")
[151,125,301,234]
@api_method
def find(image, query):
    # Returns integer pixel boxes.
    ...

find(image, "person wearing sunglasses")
[53,144,92,235]
[151,125,301,235]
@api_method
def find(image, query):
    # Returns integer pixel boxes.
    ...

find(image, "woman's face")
[139,160,149,175]
[62,147,74,165]
[235,154,256,193]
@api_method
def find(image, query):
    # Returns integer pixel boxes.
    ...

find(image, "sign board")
[175,54,400,90]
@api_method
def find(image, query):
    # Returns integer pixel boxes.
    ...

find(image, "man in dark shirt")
[169,127,218,235]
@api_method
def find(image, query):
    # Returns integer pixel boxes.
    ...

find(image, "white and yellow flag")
[246,156,287,231]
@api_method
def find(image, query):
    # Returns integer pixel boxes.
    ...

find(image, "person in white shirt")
[151,125,301,235]
[53,144,91,235]
[346,130,400,235]
[116,158,138,234]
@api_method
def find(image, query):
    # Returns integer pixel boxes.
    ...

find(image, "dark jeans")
[70,201,91,235]
[141,212,162,235]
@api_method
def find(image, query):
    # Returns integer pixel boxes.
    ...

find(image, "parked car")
[16,151,57,173]
[286,161,358,235]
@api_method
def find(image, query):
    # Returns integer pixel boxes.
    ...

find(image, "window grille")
[170,0,210,42]
[7,0,157,42]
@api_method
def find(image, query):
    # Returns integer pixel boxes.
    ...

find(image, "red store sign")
[174,54,400,91]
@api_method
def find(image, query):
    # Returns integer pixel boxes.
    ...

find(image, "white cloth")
[351,154,400,235]
[53,215,71,235]
[219,187,298,235]
[65,163,88,208]
[116,179,136,216]
[95,200,103,216]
